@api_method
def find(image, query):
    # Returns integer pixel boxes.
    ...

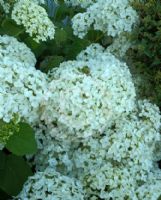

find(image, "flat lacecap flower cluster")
[41,50,136,139]
[71,0,138,38]
[11,0,55,42]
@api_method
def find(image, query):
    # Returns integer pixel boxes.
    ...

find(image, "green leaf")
[158,195,161,200]
[64,38,90,59]
[24,37,46,58]
[86,29,104,42]
[55,28,67,45]
[6,123,37,156]
[0,152,32,196]
[0,18,24,37]
[53,4,69,21]
[40,55,64,73]
[0,188,11,200]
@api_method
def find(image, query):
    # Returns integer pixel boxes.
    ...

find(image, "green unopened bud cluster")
[0,114,19,145]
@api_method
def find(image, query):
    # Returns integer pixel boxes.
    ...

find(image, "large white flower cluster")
[41,49,136,139]
[0,35,48,124]
[72,0,138,38]
[4,38,158,199]
[0,35,36,68]
[28,100,161,199]
[70,100,161,199]
[11,0,55,43]
[0,33,160,199]
[17,167,85,200]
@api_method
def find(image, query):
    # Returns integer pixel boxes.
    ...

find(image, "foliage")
[0,151,32,196]
[127,0,161,107]
[6,122,37,156]
[0,120,37,198]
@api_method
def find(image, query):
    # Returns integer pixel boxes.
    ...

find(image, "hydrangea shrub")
[0,0,161,199]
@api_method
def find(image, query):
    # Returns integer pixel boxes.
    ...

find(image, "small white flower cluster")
[76,43,104,61]
[0,35,48,124]
[64,0,95,8]
[0,0,10,13]
[17,167,85,200]
[0,35,36,68]
[0,143,4,150]
[106,33,132,59]
[11,0,55,43]
[72,0,138,38]
[41,49,136,139]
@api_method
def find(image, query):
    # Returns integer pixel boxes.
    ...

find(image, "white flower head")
[11,0,55,43]
[41,49,136,139]
[0,35,36,68]
[72,0,138,38]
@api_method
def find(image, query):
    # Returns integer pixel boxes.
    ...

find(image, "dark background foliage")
[127,0,161,108]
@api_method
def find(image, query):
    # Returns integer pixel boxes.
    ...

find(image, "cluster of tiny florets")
[72,0,138,38]
[32,124,74,175]
[0,115,19,149]
[17,167,85,200]
[0,35,48,124]
[11,0,55,43]
[71,104,161,199]
[0,35,36,68]
[0,0,45,14]
[41,50,136,139]
[0,34,160,199]
[0,0,10,13]
[29,98,161,200]
[1,0,161,197]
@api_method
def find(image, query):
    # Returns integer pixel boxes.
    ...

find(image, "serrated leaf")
[53,4,69,21]
[0,188,11,200]
[40,55,64,72]
[24,37,46,58]
[86,29,104,42]
[0,152,32,196]
[0,18,24,37]
[64,38,90,59]
[55,28,67,45]
[6,123,37,156]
